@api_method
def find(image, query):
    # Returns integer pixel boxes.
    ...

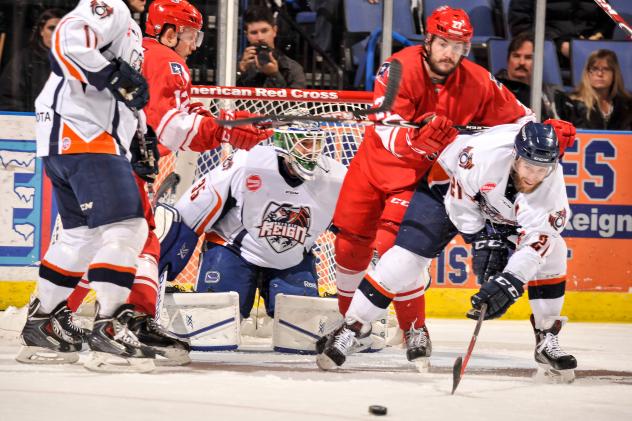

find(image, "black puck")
[369,405,387,416]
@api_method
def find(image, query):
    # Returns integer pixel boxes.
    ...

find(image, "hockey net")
[50,86,373,300]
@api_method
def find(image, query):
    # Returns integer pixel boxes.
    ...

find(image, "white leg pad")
[162,292,240,351]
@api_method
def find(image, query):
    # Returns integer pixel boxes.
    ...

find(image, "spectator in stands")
[0,8,64,112]
[508,0,615,66]
[237,5,306,88]
[568,49,632,130]
[494,32,575,121]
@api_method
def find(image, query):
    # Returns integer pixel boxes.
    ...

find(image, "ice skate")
[16,299,89,364]
[128,313,191,365]
[404,324,432,372]
[316,320,369,370]
[85,304,156,373]
[531,315,577,383]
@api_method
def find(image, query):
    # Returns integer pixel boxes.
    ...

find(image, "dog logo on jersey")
[258,202,311,253]
[548,208,567,231]
[90,1,113,18]
[170,62,184,75]
[246,174,262,192]
[458,146,474,169]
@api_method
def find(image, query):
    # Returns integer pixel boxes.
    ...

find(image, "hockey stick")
[215,59,403,127]
[152,172,181,208]
[593,0,632,39]
[451,303,487,395]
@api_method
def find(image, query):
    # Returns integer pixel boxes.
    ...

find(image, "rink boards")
[0,113,630,321]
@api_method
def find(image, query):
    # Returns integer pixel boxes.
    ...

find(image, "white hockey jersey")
[176,146,347,269]
[438,124,570,282]
[34,0,144,157]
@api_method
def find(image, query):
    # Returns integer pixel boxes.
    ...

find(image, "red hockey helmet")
[146,0,203,37]
[426,6,473,43]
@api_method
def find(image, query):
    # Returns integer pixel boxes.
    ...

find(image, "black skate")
[85,304,156,373]
[16,299,90,364]
[404,324,432,372]
[531,315,577,383]
[316,320,370,370]
[128,313,191,365]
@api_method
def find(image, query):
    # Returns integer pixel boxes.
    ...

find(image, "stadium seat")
[423,0,501,44]
[570,40,632,91]
[488,39,563,86]
[343,0,419,39]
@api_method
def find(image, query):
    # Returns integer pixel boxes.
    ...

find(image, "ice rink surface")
[1,317,631,421]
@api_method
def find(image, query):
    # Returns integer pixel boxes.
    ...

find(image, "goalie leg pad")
[261,253,319,318]
[155,203,198,282]
[162,292,241,351]
[196,243,258,318]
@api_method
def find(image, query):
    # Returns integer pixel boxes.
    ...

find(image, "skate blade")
[15,346,79,365]
[156,348,191,366]
[84,351,155,373]
[316,353,340,371]
[413,357,430,373]
[534,364,575,384]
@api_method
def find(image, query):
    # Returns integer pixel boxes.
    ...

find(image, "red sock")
[393,294,426,330]
[337,294,353,317]
[67,280,91,312]
[127,281,157,317]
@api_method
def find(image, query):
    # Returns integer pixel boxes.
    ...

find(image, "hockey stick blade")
[451,303,487,395]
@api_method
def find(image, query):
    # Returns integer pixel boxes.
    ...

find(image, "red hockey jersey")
[142,38,221,153]
[359,45,532,192]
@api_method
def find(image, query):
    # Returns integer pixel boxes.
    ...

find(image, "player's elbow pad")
[154,203,198,282]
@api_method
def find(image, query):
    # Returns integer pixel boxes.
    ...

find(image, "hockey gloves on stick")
[407,113,458,161]
[189,102,213,117]
[471,231,509,284]
[130,126,160,183]
[107,58,149,111]
[218,110,272,150]
[468,272,524,320]
[543,119,576,156]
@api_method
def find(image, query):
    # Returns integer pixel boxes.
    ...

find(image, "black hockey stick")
[151,172,181,208]
[215,59,403,127]
[451,303,487,395]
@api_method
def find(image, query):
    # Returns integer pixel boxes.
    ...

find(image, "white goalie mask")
[273,123,328,181]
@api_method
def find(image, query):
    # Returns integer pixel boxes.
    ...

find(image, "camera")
[255,44,273,66]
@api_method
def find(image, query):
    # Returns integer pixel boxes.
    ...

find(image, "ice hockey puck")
[369,405,387,416]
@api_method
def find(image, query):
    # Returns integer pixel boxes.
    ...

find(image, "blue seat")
[487,38,563,86]
[423,0,501,44]
[571,40,632,91]
[343,0,419,39]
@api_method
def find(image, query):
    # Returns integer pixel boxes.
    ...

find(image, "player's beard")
[426,54,460,78]
[510,168,543,194]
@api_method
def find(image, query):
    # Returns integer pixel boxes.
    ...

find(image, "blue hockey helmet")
[514,122,559,167]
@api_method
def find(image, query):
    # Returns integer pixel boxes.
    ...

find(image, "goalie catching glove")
[470,230,509,284]
[130,126,160,183]
[106,58,149,111]
[467,272,524,320]
[217,110,272,150]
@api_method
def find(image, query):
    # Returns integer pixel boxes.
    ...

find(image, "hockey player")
[319,121,578,382]
[18,0,156,372]
[157,122,346,322]
[331,5,534,361]
[66,0,271,364]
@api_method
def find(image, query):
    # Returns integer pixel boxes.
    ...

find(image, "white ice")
[1,316,631,421]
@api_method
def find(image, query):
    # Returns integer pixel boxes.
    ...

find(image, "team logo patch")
[376,62,391,85]
[246,174,262,192]
[203,271,221,284]
[62,137,71,151]
[257,202,311,253]
[489,72,503,90]
[90,0,113,18]
[458,146,474,169]
[170,62,184,75]
[481,182,496,192]
[548,208,568,231]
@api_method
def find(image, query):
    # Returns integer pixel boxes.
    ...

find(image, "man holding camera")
[237,5,306,88]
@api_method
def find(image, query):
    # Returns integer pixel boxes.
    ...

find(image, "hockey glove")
[471,231,509,284]
[130,126,160,183]
[106,58,149,111]
[468,272,524,320]
[189,101,213,117]
[217,109,272,151]
[407,113,458,161]
[543,119,576,156]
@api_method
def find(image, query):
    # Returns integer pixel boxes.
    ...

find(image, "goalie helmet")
[514,122,560,167]
[146,0,203,41]
[273,122,328,181]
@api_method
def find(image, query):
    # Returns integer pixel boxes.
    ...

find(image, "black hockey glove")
[107,58,149,111]
[471,231,509,284]
[468,272,524,320]
[130,126,160,183]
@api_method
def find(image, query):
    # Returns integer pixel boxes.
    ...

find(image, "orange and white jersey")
[438,123,570,281]
[175,145,347,269]
[35,0,144,157]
